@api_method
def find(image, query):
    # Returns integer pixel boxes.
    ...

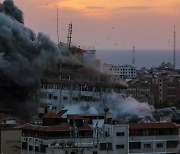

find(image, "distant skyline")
[5,0,180,49]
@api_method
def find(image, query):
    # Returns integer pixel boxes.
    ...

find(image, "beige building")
[0,128,21,154]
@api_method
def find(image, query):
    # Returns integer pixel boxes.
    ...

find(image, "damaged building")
[39,45,128,113]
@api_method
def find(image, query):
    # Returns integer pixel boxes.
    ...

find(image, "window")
[129,142,141,149]
[35,146,39,152]
[167,141,178,148]
[116,144,124,149]
[100,143,106,150]
[156,143,163,148]
[48,94,53,99]
[40,144,48,153]
[22,142,27,150]
[107,143,112,150]
[53,96,58,99]
[63,97,68,100]
[105,131,109,137]
[100,143,112,150]
[72,97,78,101]
[93,151,98,154]
[29,145,33,151]
[52,106,56,109]
[144,144,151,148]
[116,132,124,136]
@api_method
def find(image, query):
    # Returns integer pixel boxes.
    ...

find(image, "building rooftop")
[41,112,60,119]
[68,114,84,120]
[0,113,23,123]
[21,122,91,132]
[129,122,179,130]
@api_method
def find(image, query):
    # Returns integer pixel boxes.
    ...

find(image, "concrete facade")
[0,129,21,154]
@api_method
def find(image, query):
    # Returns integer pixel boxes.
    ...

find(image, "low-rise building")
[21,113,94,154]
[20,110,180,154]
[129,122,179,154]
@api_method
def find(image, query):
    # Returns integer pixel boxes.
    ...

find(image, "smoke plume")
[0,0,23,23]
[0,0,59,119]
[65,93,155,122]
[106,93,155,122]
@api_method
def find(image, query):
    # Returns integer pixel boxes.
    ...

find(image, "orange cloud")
[28,0,180,18]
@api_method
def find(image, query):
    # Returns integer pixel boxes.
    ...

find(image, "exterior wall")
[40,84,111,111]
[129,135,179,153]
[99,124,129,154]
[40,78,126,112]
[129,126,179,154]
[46,147,98,154]
[111,124,129,154]
[126,81,153,104]
[21,136,96,154]
[0,129,21,154]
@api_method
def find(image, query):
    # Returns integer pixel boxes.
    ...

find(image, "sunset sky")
[4,0,180,49]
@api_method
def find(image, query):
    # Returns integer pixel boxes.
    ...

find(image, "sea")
[96,49,180,69]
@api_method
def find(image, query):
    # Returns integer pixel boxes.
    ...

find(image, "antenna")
[56,4,60,44]
[132,46,135,65]
[173,25,176,69]
[67,23,72,49]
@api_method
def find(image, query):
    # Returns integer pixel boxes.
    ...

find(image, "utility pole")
[56,4,60,44]
[173,25,176,69]
[132,46,135,65]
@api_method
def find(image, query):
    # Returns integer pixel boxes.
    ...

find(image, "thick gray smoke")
[0,0,59,119]
[0,0,23,23]
[155,107,180,122]
[106,93,155,122]
[65,93,155,122]
[65,95,180,123]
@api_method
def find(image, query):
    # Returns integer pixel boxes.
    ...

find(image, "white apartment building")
[101,63,137,79]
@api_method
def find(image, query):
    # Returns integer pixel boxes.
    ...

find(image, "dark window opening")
[116,144,124,149]
[116,132,124,136]
[129,142,141,149]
